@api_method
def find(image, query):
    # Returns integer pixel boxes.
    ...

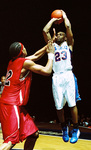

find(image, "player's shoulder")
[62,41,68,46]
[23,59,34,67]
[53,42,60,50]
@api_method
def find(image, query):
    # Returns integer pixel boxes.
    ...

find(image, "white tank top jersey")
[53,41,72,73]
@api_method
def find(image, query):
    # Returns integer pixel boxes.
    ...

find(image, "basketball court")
[11,134,91,150]
[0,122,91,150]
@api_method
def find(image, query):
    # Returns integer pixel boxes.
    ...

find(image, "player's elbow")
[45,71,52,76]
[43,27,47,33]
[43,71,52,76]
[42,30,47,38]
[41,68,52,76]
[42,31,49,44]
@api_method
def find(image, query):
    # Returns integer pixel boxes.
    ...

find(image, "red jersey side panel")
[0,58,32,106]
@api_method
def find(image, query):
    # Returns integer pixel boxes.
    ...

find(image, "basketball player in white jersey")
[43,10,81,143]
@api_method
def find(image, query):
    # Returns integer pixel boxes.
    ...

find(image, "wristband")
[48,53,54,60]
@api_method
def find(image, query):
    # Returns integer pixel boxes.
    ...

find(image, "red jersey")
[0,58,32,106]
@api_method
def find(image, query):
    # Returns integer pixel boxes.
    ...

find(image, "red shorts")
[0,103,38,144]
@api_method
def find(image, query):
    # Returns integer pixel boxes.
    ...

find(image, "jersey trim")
[14,105,20,129]
[19,71,30,81]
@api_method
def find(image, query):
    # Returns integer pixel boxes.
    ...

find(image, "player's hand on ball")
[61,10,67,19]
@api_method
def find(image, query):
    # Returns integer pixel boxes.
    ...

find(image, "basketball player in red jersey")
[0,41,55,150]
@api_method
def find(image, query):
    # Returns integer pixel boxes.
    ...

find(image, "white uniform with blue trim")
[53,41,72,73]
[52,41,81,110]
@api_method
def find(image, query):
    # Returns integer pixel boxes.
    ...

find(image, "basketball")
[51,9,63,24]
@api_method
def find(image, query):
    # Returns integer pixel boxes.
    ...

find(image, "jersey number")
[55,51,67,62]
[5,70,13,86]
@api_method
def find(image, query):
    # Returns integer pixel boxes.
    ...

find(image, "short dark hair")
[9,42,22,58]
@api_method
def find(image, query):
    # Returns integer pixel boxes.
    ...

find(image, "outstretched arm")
[26,45,47,61]
[23,41,54,76]
[26,35,56,61]
[62,10,74,51]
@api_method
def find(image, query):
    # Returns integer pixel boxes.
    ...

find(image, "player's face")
[22,46,27,57]
[56,32,66,44]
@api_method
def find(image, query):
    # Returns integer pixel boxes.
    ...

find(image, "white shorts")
[52,71,76,110]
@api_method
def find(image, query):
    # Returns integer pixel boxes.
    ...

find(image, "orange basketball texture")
[51,10,63,24]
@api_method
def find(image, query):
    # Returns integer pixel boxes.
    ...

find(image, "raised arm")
[43,18,58,43]
[62,10,74,51]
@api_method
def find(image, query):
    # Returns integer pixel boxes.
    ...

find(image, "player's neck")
[56,41,63,46]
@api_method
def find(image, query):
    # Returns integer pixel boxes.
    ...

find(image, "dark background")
[0,0,91,122]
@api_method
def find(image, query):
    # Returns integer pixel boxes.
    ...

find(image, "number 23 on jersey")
[55,51,67,62]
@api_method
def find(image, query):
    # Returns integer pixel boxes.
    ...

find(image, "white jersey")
[53,41,72,73]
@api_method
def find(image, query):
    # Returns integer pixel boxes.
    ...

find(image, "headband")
[17,42,24,57]
[13,42,24,59]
